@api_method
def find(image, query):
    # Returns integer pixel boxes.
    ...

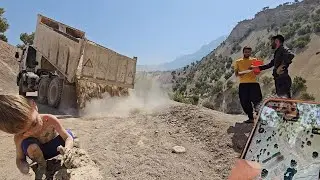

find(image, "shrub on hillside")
[173,83,187,93]
[230,87,238,97]
[297,25,312,35]
[213,70,223,80]
[294,11,310,22]
[261,76,273,86]
[231,44,241,54]
[294,23,301,30]
[210,73,219,82]
[224,71,233,80]
[202,100,214,110]
[239,28,253,42]
[226,62,232,69]
[292,76,307,96]
[226,80,234,89]
[311,13,320,22]
[191,95,200,105]
[313,22,320,32]
[172,92,187,103]
[293,34,311,49]
[211,81,223,95]
[280,25,296,40]
[300,92,315,101]
[260,48,272,59]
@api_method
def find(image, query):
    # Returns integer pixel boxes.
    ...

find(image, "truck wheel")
[18,79,26,96]
[37,77,50,104]
[47,77,63,108]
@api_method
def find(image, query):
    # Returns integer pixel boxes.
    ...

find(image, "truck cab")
[15,45,40,96]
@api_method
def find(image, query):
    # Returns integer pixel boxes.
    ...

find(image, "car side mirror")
[15,52,19,59]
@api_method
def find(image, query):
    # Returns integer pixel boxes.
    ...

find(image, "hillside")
[170,0,320,113]
[137,35,226,72]
[0,40,20,94]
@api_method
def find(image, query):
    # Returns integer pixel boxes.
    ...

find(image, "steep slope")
[0,40,20,94]
[171,0,320,113]
[137,35,226,71]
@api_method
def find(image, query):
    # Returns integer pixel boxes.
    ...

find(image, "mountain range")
[137,35,227,72]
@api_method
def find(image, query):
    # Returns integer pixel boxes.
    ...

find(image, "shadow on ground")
[31,159,70,180]
[227,122,253,153]
[27,96,73,119]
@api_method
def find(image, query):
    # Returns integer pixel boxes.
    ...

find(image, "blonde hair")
[0,95,33,134]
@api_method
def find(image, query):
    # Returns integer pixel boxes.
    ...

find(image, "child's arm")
[44,114,74,149]
[14,135,29,174]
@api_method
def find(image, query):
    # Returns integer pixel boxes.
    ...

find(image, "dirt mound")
[0,40,20,94]
[53,147,103,180]
[157,104,252,179]
[30,147,103,180]
[0,102,250,180]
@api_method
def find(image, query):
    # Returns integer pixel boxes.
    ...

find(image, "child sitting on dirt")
[0,95,75,179]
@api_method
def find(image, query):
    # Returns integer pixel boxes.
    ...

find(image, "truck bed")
[81,40,136,89]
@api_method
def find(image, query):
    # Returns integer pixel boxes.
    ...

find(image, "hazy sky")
[2,0,292,65]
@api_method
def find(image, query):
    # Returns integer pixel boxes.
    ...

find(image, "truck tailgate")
[33,15,84,83]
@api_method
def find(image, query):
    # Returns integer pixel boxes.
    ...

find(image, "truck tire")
[37,77,50,104]
[47,77,63,108]
[18,78,26,96]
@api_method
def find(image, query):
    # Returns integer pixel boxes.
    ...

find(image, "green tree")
[0,8,9,42]
[17,32,35,49]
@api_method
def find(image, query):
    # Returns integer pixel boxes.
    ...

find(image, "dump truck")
[15,14,137,114]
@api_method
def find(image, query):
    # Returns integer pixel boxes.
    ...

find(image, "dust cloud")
[81,73,172,118]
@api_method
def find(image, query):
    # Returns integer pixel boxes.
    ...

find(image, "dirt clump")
[31,147,103,180]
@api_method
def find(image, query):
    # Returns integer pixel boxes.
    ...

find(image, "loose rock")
[172,146,186,153]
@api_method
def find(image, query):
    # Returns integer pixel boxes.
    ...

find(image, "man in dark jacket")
[254,35,295,98]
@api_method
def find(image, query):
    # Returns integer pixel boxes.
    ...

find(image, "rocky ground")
[0,102,251,180]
